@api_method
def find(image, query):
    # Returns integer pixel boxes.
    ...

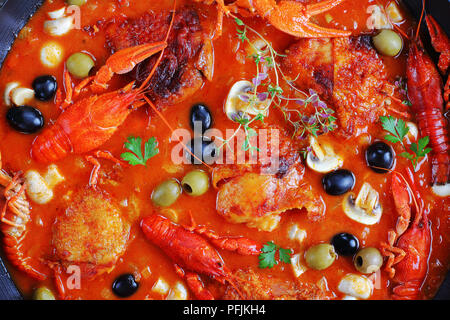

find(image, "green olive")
[305,243,336,270]
[151,179,181,207]
[372,29,403,57]
[181,170,210,196]
[354,247,383,274]
[33,287,55,300]
[66,52,95,79]
[67,0,87,5]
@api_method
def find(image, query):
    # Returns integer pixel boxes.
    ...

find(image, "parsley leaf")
[259,242,278,269]
[121,136,159,166]
[235,17,245,26]
[278,247,292,264]
[258,241,292,269]
[380,115,409,146]
[380,116,431,170]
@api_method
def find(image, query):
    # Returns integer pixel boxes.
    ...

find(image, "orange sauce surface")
[0,0,448,300]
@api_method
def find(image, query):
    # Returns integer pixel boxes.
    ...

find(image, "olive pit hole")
[356,256,363,267]
[182,183,193,194]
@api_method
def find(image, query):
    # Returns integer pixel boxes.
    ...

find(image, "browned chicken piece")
[281,36,396,137]
[282,38,334,102]
[221,268,331,300]
[105,7,214,106]
[51,188,130,278]
[213,126,325,232]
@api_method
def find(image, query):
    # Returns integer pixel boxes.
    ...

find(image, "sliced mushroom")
[44,15,74,36]
[225,80,269,121]
[306,136,343,173]
[10,87,35,106]
[432,183,450,197]
[3,82,20,106]
[343,182,382,225]
[47,7,66,19]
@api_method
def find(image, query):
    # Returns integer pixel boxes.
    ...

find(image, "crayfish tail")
[31,124,72,164]
[392,280,423,300]
[2,237,47,281]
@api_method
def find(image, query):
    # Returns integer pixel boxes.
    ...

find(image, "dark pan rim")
[0,0,448,300]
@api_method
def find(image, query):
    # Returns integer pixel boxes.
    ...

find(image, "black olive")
[32,75,57,101]
[112,274,139,298]
[365,141,394,173]
[331,232,359,256]
[6,106,44,134]
[190,104,212,133]
[185,137,219,165]
[322,169,355,196]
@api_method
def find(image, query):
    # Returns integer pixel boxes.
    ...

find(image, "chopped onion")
[40,42,64,68]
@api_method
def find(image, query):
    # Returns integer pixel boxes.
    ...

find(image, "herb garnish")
[394,77,412,106]
[380,115,431,169]
[258,241,292,269]
[221,18,337,153]
[121,136,159,166]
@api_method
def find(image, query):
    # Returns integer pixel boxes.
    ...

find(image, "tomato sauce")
[0,0,448,300]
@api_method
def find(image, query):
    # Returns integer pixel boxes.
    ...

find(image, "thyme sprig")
[222,17,337,152]
[394,77,412,107]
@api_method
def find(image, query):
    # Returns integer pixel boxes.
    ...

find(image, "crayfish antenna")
[137,0,177,93]
[227,275,247,300]
[143,96,213,169]
[415,0,426,41]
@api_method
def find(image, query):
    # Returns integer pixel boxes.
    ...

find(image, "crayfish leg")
[380,234,407,279]
[425,15,450,74]
[266,0,352,38]
[186,213,262,255]
[174,264,214,300]
[90,42,167,93]
[85,151,125,188]
[185,272,215,300]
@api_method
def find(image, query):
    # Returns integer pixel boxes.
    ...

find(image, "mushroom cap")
[225,80,269,121]
[342,183,382,225]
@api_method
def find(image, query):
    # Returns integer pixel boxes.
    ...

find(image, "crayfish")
[200,0,351,39]
[141,214,262,300]
[0,152,48,281]
[381,169,431,300]
[405,1,449,192]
